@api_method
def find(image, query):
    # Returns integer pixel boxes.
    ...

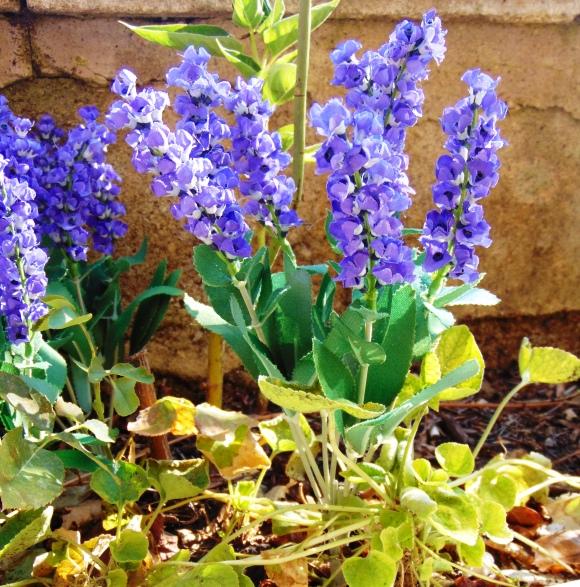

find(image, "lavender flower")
[0,156,47,344]
[311,10,446,289]
[225,78,301,237]
[108,49,252,259]
[421,68,507,283]
[34,107,127,261]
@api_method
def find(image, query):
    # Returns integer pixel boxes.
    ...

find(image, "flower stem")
[291,0,312,206]
[233,276,268,346]
[473,380,527,459]
[357,280,377,405]
[207,331,224,407]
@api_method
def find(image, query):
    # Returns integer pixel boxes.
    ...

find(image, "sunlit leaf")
[128,396,197,436]
[0,429,64,509]
[195,403,270,480]
[518,338,580,384]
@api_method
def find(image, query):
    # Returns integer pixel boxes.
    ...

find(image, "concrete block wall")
[1,1,579,377]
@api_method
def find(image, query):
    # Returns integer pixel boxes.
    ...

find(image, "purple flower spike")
[0,156,48,344]
[225,78,302,237]
[109,57,252,259]
[311,10,447,289]
[421,68,507,283]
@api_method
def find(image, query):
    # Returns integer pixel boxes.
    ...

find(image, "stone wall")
[1,1,579,378]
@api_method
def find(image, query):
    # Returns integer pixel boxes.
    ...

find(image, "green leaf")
[0,428,64,509]
[436,285,500,307]
[54,449,98,473]
[468,469,517,511]
[36,340,67,395]
[130,262,182,355]
[459,535,485,567]
[233,0,264,29]
[275,268,313,376]
[433,325,484,400]
[435,443,475,477]
[342,550,397,587]
[431,487,479,546]
[263,0,339,57]
[348,337,386,366]
[258,376,384,419]
[400,487,437,519]
[110,529,149,564]
[258,413,313,453]
[82,419,116,443]
[215,42,261,77]
[148,459,209,502]
[345,360,480,453]
[108,569,128,587]
[111,377,139,417]
[90,460,149,507]
[145,562,240,587]
[193,245,232,287]
[262,62,296,105]
[109,363,154,383]
[110,285,183,352]
[278,123,294,151]
[366,285,416,405]
[313,339,356,403]
[184,295,262,379]
[518,338,580,384]
[88,355,106,383]
[480,500,512,544]
[259,0,285,31]
[123,22,243,55]
[0,507,53,570]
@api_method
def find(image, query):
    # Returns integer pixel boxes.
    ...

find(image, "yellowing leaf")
[258,377,385,419]
[519,338,580,384]
[434,325,484,400]
[195,403,270,480]
[128,397,196,436]
[435,443,475,477]
[266,557,308,586]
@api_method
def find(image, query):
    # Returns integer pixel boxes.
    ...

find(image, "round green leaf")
[435,442,475,477]
[90,461,148,507]
[401,487,437,519]
[110,529,149,564]
[342,550,396,587]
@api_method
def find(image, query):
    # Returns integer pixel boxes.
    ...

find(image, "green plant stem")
[291,0,312,206]
[328,431,387,500]
[416,539,513,587]
[357,281,377,405]
[207,331,224,407]
[249,28,260,62]
[397,408,426,492]
[69,260,87,314]
[357,320,374,405]
[473,380,527,459]
[233,278,268,346]
[321,411,332,501]
[288,413,327,501]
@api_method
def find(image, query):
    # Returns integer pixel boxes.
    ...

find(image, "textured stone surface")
[26,0,580,22]
[3,14,579,378]
[0,18,32,88]
[0,0,20,12]
[30,17,180,84]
